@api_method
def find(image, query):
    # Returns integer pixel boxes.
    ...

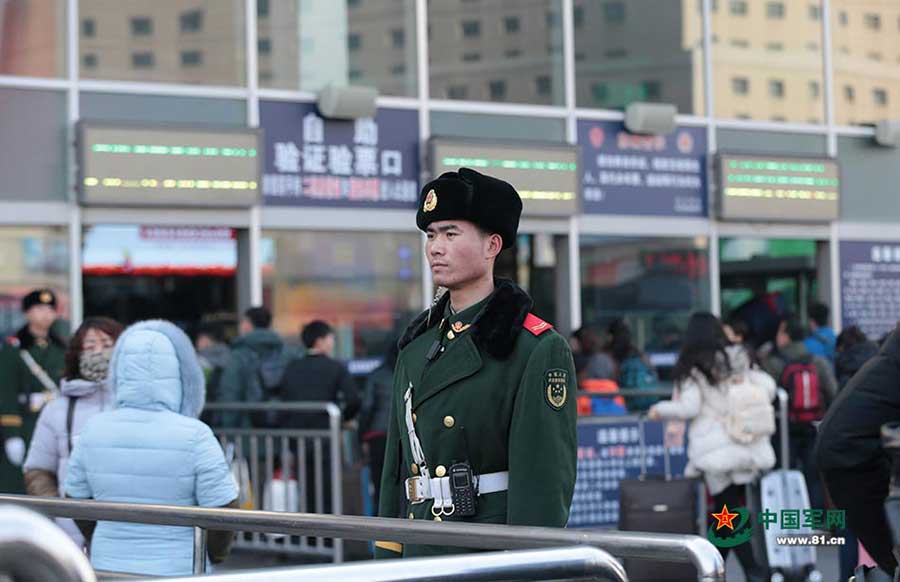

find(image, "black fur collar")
[15,325,65,350]
[399,279,533,360]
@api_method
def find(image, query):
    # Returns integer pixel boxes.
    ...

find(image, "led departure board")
[430,139,580,217]
[78,123,262,207]
[716,153,840,222]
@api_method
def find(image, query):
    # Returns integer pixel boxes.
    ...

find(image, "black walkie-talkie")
[449,462,477,517]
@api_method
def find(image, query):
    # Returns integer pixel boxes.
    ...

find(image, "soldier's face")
[426,220,501,289]
[25,305,56,333]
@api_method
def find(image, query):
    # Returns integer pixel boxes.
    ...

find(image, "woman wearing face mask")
[23,317,123,546]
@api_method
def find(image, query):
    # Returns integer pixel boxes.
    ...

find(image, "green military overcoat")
[375,279,577,558]
[0,326,65,493]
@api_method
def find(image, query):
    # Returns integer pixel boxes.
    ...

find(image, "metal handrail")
[204,401,344,564]
[133,546,628,582]
[0,495,725,582]
[0,505,97,582]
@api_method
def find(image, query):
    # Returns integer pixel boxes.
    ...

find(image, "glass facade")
[0,227,69,333]
[0,0,67,78]
[79,0,246,85]
[832,0,900,125]
[0,88,67,201]
[262,231,422,359]
[428,0,565,105]
[580,236,711,354]
[712,0,825,123]
[258,0,418,97]
[574,0,704,114]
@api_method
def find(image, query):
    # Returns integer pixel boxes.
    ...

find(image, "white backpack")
[724,372,776,444]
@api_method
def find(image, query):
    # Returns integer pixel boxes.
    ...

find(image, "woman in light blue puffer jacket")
[64,320,238,576]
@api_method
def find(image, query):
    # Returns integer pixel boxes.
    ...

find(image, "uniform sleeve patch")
[545,368,568,410]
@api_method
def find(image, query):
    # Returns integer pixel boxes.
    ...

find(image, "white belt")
[405,471,509,506]
[403,381,508,512]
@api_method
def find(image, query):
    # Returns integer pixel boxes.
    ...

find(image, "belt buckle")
[406,476,427,504]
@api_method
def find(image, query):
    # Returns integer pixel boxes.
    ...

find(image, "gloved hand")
[4,437,25,466]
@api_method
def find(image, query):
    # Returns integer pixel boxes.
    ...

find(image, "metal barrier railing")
[0,505,97,582]
[0,495,726,582]
[203,402,344,562]
[137,546,628,582]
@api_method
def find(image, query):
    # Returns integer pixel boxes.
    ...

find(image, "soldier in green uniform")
[375,168,577,558]
[0,289,66,493]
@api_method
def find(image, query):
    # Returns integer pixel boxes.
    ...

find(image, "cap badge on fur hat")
[423,189,438,213]
[39,291,52,304]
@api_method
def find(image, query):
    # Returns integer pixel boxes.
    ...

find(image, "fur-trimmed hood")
[399,279,533,360]
[109,320,205,418]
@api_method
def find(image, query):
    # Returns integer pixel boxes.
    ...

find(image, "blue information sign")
[260,101,419,208]
[577,120,707,217]
[568,418,688,528]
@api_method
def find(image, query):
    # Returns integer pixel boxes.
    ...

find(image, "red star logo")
[711,504,739,531]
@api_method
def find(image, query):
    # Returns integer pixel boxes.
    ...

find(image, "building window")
[642,80,662,100]
[604,2,625,24]
[448,85,468,100]
[489,80,507,101]
[391,63,406,76]
[808,4,820,19]
[766,42,784,51]
[605,48,627,59]
[766,2,785,19]
[874,88,888,106]
[391,29,405,49]
[349,68,362,81]
[769,79,785,98]
[82,19,95,38]
[732,77,750,95]
[731,38,750,49]
[808,80,820,98]
[845,85,855,103]
[868,52,883,61]
[504,49,521,59]
[462,52,481,62]
[180,50,202,67]
[592,82,608,103]
[130,17,152,36]
[772,116,786,122]
[546,10,561,27]
[504,16,520,33]
[82,54,97,68]
[462,20,481,38]
[806,41,819,51]
[258,38,271,55]
[730,1,748,16]
[839,11,848,26]
[348,33,361,51]
[574,5,585,28]
[257,0,270,18]
[180,10,203,33]
[131,52,154,68]
[536,75,552,97]
[865,13,881,30]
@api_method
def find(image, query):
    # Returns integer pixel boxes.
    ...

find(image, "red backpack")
[779,354,824,423]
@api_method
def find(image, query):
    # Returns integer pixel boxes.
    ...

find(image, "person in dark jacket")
[816,324,900,576]
[835,325,879,390]
[280,320,360,517]
[359,341,398,508]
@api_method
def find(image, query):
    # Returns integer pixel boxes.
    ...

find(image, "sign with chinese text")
[716,153,840,222]
[568,418,687,528]
[260,101,419,208]
[430,139,580,217]
[840,241,900,341]
[577,120,707,217]
[78,123,261,207]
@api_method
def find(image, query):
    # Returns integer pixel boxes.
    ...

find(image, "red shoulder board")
[5,336,20,348]
[523,313,553,336]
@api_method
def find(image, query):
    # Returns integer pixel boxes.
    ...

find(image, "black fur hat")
[416,167,522,249]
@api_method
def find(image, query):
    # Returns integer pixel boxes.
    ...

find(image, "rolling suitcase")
[757,469,822,582]
[619,417,701,582]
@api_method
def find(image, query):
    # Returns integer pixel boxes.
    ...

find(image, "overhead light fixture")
[624,102,677,135]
